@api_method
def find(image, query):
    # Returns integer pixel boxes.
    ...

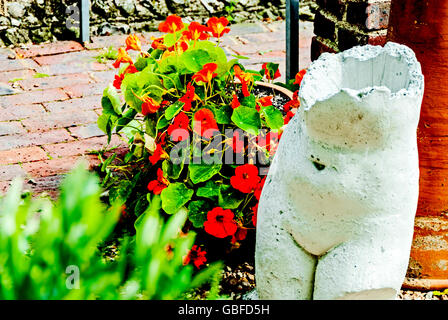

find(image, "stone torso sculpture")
[255,42,424,299]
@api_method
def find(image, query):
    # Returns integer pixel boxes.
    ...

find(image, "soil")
[252,85,291,113]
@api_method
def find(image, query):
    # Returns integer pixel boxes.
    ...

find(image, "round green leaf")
[187,200,211,228]
[189,163,222,184]
[262,105,284,130]
[231,106,261,136]
[160,183,194,214]
[218,184,244,209]
[196,181,220,199]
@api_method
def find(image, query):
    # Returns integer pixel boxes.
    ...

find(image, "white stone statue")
[255,42,425,300]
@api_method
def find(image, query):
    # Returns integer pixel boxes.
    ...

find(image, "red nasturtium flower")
[125,64,138,74]
[113,47,133,68]
[167,112,190,142]
[113,64,138,90]
[234,65,254,97]
[251,203,258,227]
[140,96,162,115]
[125,34,142,52]
[262,63,281,80]
[254,176,266,200]
[183,245,207,269]
[257,131,280,154]
[158,14,184,33]
[192,63,218,84]
[151,36,166,50]
[283,90,300,112]
[207,17,231,38]
[256,96,272,111]
[113,73,125,90]
[284,110,296,125]
[231,130,245,154]
[230,164,261,193]
[204,207,238,238]
[183,22,210,42]
[294,69,307,86]
[147,168,169,194]
[149,143,169,165]
[179,83,196,111]
[193,108,219,139]
[231,94,240,109]
[157,131,167,146]
[231,226,248,244]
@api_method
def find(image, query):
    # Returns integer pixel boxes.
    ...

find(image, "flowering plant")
[98,15,305,267]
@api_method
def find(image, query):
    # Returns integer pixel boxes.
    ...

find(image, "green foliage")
[95,46,119,63]
[33,73,50,78]
[0,165,221,300]
[231,106,261,135]
[225,0,239,22]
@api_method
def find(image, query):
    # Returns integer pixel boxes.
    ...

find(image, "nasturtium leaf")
[197,181,220,199]
[181,49,213,73]
[97,114,116,142]
[165,72,182,90]
[145,117,157,138]
[218,184,244,209]
[163,34,175,48]
[116,108,137,133]
[134,57,155,71]
[211,104,232,124]
[121,119,142,140]
[240,94,256,108]
[137,69,164,98]
[261,105,284,130]
[158,54,180,74]
[189,162,222,184]
[162,159,184,180]
[163,32,179,48]
[160,183,194,214]
[151,48,163,60]
[187,200,211,228]
[157,115,170,129]
[165,101,184,120]
[194,41,228,76]
[102,84,122,115]
[231,106,261,136]
[122,73,143,111]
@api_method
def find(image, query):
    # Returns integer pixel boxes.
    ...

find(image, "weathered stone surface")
[0,0,286,46]
[255,42,424,300]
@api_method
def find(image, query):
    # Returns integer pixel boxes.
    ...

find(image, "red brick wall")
[311,0,391,60]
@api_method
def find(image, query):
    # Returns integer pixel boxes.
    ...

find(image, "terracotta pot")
[388,0,448,286]
[254,81,294,100]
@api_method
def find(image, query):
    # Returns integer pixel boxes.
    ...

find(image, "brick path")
[0,21,314,197]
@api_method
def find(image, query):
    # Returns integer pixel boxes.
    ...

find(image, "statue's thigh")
[313,235,410,300]
[255,224,317,300]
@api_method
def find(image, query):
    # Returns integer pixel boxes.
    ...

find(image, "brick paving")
[0,21,314,196]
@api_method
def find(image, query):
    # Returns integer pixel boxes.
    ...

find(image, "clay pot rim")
[234,79,294,100]
[254,81,294,100]
[402,277,448,291]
